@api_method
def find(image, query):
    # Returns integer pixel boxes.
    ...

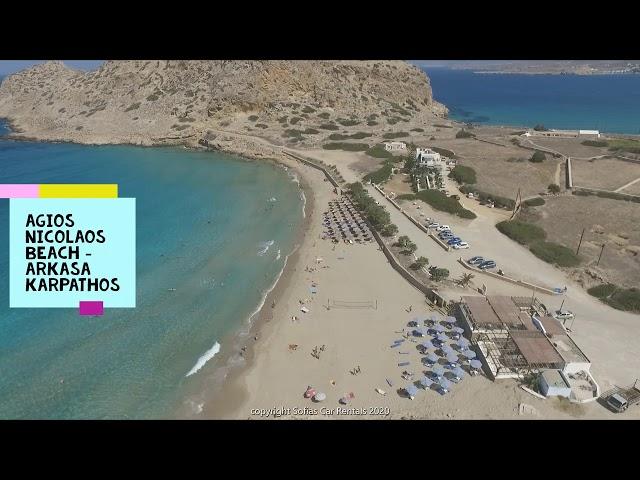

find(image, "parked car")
[439,231,454,239]
[478,260,497,270]
[553,310,575,321]
[427,222,440,229]
[453,242,470,249]
[436,225,451,232]
[467,256,484,265]
[447,237,462,245]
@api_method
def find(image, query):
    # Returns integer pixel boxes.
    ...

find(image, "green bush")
[429,267,450,282]
[381,223,398,237]
[411,128,424,132]
[456,129,474,139]
[496,220,546,245]
[302,106,316,113]
[337,118,360,126]
[322,142,370,151]
[581,140,608,147]
[248,115,259,122]
[399,190,476,219]
[329,132,372,140]
[529,150,546,163]
[460,185,515,210]
[363,162,393,184]
[449,165,477,184]
[318,112,330,119]
[289,117,303,125]
[303,128,319,135]
[146,94,159,101]
[125,103,140,112]
[588,283,617,298]
[366,144,393,159]
[548,184,561,194]
[319,124,340,131]
[606,288,640,313]
[523,197,546,207]
[255,123,268,129]
[529,241,581,267]
[367,120,379,126]
[383,131,409,139]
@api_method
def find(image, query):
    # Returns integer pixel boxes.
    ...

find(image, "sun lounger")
[398,362,410,367]
[386,378,394,387]
[300,306,310,313]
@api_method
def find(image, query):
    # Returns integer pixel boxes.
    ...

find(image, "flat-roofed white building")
[415,147,445,171]
[579,129,601,138]
[383,141,407,152]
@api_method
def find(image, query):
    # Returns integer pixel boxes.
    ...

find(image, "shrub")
[303,128,319,135]
[523,197,545,207]
[383,131,409,139]
[322,142,370,151]
[606,288,640,313]
[329,132,372,140]
[533,124,547,131]
[529,151,546,163]
[529,241,581,267]
[337,118,360,126]
[399,190,476,219]
[366,144,393,159]
[319,124,340,130]
[283,129,304,138]
[381,223,398,237]
[302,106,316,113]
[411,128,424,132]
[411,256,429,270]
[290,117,303,125]
[588,283,617,298]
[449,165,477,184]
[146,94,159,101]
[363,162,393,184]
[255,123,268,129]
[581,140,608,147]
[318,112,331,119]
[248,115,258,122]
[429,267,450,282]
[548,184,561,194]
[367,120,379,126]
[456,129,474,139]
[125,102,140,112]
[496,220,546,245]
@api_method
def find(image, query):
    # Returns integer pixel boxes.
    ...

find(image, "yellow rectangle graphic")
[39,184,118,198]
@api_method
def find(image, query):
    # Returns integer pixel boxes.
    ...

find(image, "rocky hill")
[0,60,447,152]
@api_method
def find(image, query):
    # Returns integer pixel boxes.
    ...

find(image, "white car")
[436,225,451,232]
[427,222,440,228]
[553,310,575,321]
[453,242,469,249]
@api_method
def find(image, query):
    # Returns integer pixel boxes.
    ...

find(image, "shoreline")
[177,155,317,419]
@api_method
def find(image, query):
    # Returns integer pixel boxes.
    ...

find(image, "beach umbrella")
[452,327,464,334]
[453,367,465,379]
[470,360,483,370]
[413,327,427,337]
[457,338,470,348]
[463,350,477,360]
[436,333,449,342]
[426,353,439,364]
[420,340,434,350]
[441,344,454,355]
[439,378,451,390]
[443,316,457,324]
[405,385,419,398]
[434,324,446,333]
[419,376,434,389]
[446,353,459,364]
[432,365,445,377]
[313,392,326,402]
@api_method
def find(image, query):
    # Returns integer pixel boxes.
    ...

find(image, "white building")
[579,130,601,138]
[525,129,600,139]
[415,147,445,171]
[383,141,407,152]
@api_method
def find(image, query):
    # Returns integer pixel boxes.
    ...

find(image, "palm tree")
[458,273,475,288]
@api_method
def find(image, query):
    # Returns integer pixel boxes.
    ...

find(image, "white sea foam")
[185,341,221,377]
[276,249,281,260]
[268,196,277,202]
[257,240,275,256]
[300,190,307,219]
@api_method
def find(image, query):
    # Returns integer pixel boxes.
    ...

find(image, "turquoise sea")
[0,121,303,419]
[422,67,640,134]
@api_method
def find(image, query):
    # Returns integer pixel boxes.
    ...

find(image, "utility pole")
[576,228,586,255]
[597,243,605,266]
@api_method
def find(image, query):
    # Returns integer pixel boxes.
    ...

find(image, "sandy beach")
[197,150,632,421]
